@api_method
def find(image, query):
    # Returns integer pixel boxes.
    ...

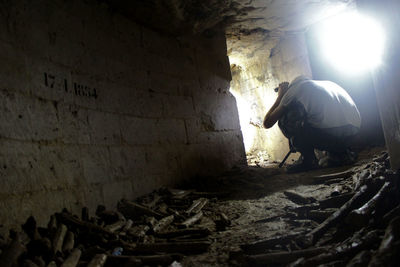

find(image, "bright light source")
[318,11,385,74]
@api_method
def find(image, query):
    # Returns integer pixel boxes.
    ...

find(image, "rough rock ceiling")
[105,0,355,57]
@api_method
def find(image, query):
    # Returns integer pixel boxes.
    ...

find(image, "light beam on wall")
[318,11,385,75]
[230,90,257,152]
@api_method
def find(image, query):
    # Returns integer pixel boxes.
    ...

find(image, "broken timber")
[246,246,329,266]
[304,184,373,245]
[284,191,316,205]
[118,199,164,219]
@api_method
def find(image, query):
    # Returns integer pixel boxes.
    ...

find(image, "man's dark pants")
[278,102,358,164]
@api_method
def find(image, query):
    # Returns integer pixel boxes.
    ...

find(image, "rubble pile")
[1,150,399,266]
[0,189,229,266]
[239,151,400,266]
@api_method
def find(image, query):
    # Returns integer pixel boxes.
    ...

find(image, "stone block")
[26,189,84,227]
[69,73,99,110]
[141,91,165,118]
[217,130,246,166]
[213,75,231,93]
[112,14,141,49]
[156,119,187,144]
[148,72,180,94]
[121,116,159,145]
[193,89,241,131]
[94,82,124,114]
[179,143,226,178]
[0,185,85,232]
[201,72,230,93]
[143,53,166,74]
[213,93,242,131]
[76,108,91,145]
[109,146,145,179]
[125,70,149,91]
[186,115,236,145]
[29,144,66,191]
[81,184,104,215]
[121,117,187,145]
[23,144,82,192]
[162,95,195,118]
[47,35,89,71]
[26,57,74,103]
[184,117,202,144]
[0,90,33,140]
[215,55,232,81]
[131,173,167,199]
[141,26,167,54]
[0,197,24,234]
[102,180,133,209]
[58,103,79,144]
[198,32,228,57]
[196,48,231,82]
[72,50,109,80]
[163,36,184,60]
[0,139,37,194]
[79,5,116,57]
[28,97,60,141]
[177,79,199,98]
[80,145,112,185]
[8,1,50,60]
[116,87,163,118]
[20,144,83,192]
[104,58,133,84]
[0,41,29,93]
[60,145,84,188]
[144,145,180,175]
[197,70,217,91]
[163,56,197,79]
[87,110,121,145]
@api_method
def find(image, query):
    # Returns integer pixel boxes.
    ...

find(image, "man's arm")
[263,82,289,128]
[263,103,286,128]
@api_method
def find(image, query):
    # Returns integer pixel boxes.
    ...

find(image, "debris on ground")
[0,148,398,266]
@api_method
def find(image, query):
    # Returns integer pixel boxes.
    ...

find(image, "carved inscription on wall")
[44,72,98,99]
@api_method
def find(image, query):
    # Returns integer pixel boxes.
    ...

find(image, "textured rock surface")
[104,0,355,162]
[106,0,355,56]
[229,33,311,161]
[0,0,245,231]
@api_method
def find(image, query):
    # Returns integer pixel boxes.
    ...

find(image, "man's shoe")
[319,149,358,168]
[286,156,319,173]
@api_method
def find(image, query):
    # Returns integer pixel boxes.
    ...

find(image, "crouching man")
[263,76,361,173]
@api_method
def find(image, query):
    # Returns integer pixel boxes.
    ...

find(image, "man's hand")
[263,81,289,129]
[278,82,289,98]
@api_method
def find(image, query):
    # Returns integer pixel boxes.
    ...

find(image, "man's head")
[275,76,309,92]
[289,75,309,88]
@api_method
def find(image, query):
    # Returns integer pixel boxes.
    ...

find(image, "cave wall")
[0,0,245,230]
[229,33,311,161]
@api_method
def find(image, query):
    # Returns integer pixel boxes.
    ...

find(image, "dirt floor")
[3,146,391,266]
[181,146,385,266]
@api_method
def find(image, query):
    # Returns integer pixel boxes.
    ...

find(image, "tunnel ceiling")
[105,0,355,57]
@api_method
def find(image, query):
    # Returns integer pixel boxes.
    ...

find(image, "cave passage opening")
[228,8,386,167]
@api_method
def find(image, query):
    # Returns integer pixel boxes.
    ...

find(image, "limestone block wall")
[229,33,311,161]
[0,0,245,231]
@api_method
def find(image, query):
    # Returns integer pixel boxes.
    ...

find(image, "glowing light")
[230,89,256,152]
[318,11,385,74]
